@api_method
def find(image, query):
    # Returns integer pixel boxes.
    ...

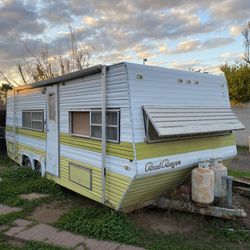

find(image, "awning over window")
[143,106,245,137]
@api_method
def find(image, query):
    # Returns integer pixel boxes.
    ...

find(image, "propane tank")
[192,160,214,205]
[210,158,227,198]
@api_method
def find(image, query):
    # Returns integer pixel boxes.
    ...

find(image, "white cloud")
[229,25,243,36]
[82,16,98,27]
[173,39,200,54]
[171,37,234,54]
[159,45,168,53]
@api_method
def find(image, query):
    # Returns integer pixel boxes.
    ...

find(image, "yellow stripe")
[136,134,235,160]
[7,126,235,161]
[6,126,46,140]
[60,133,134,160]
[17,143,46,156]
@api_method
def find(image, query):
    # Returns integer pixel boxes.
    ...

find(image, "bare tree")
[242,21,250,65]
[0,23,93,86]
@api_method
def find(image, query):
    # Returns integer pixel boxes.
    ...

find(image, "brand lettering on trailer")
[145,159,181,172]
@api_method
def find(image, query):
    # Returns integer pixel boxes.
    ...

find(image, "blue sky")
[0,0,249,83]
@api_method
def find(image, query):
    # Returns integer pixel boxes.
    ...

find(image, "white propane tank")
[192,161,214,205]
[211,158,227,198]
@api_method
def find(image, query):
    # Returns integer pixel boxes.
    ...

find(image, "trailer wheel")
[34,161,41,174]
[22,156,32,168]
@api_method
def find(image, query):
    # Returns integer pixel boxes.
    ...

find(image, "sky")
[0,0,249,84]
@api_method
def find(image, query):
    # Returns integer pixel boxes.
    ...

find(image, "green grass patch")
[56,207,140,245]
[0,211,23,226]
[0,166,63,209]
[0,154,16,169]
[228,169,250,178]
[236,146,249,154]
[207,219,250,243]
[25,241,67,250]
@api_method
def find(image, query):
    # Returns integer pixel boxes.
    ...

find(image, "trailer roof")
[14,64,103,91]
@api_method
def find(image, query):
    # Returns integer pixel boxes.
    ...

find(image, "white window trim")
[22,110,44,132]
[69,109,120,143]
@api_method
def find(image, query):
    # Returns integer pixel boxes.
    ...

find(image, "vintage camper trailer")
[5,62,244,212]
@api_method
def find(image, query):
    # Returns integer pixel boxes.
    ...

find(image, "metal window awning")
[143,106,245,137]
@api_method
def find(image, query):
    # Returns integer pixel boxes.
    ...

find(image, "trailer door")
[46,85,59,176]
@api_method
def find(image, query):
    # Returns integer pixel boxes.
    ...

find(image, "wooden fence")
[0,108,6,153]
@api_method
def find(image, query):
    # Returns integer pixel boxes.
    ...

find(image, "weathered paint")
[156,198,247,219]
[192,167,214,204]
[211,160,227,198]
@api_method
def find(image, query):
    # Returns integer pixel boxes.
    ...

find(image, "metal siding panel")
[56,156,132,209]
[120,168,191,209]
[15,88,46,128]
[60,144,136,178]
[59,64,133,143]
[126,62,232,142]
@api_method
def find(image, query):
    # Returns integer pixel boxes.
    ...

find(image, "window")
[48,93,56,121]
[70,110,120,142]
[22,111,44,131]
[71,112,90,136]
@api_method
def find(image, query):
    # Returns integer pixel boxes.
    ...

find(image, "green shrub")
[221,63,250,103]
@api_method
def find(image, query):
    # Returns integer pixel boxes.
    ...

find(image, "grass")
[0,153,64,225]
[228,169,250,178]
[56,207,140,245]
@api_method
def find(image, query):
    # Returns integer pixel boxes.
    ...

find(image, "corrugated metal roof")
[143,106,245,137]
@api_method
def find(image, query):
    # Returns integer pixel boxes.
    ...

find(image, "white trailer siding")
[59,63,133,143]
[126,62,230,143]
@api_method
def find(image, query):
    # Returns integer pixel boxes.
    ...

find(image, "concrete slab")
[0,205,22,215]
[84,239,120,250]
[19,193,49,201]
[4,219,145,250]
[118,245,145,250]
[4,219,33,237]
[13,219,33,227]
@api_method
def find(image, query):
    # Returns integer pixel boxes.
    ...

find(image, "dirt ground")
[226,146,250,172]
[26,200,73,224]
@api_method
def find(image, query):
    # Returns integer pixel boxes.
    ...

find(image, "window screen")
[22,111,44,131]
[70,110,120,142]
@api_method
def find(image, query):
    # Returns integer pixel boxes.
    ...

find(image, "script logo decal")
[145,159,181,172]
